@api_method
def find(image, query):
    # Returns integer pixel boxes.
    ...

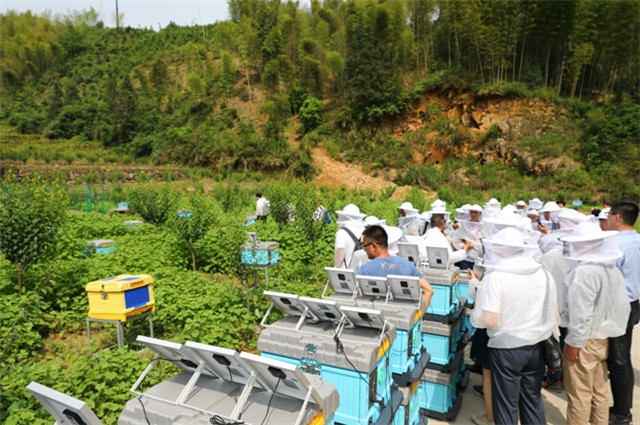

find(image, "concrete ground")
[429,324,640,425]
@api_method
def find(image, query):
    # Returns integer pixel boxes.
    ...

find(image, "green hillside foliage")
[1,1,639,197]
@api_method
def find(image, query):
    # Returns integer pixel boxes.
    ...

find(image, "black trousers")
[490,343,546,425]
[607,299,640,416]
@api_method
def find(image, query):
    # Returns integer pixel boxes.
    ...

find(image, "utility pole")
[115,0,119,28]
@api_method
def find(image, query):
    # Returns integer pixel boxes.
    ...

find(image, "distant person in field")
[255,193,270,221]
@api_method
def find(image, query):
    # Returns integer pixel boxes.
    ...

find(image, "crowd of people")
[331,198,639,425]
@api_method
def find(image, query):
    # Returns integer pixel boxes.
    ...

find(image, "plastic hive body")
[418,266,462,320]
[392,383,425,425]
[258,315,398,425]
[85,274,155,321]
[241,241,280,266]
[123,220,143,229]
[85,239,115,255]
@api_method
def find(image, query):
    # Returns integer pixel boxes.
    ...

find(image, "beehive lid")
[86,239,115,247]
[85,274,153,292]
[124,220,143,225]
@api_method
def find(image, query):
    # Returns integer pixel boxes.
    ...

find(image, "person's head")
[516,200,526,210]
[468,205,482,222]
[607,200,639,230]
[256,193,262,199]
[430,214,446,231]
[317,200,323,207]
[362,225,388,259]
[601,199,611,209]
[527,210,539,223]
[598,207,610,231]
[556,199,566,208]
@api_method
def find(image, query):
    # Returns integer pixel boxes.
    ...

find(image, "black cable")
[137,397,152,425]
[210,415,245,425]
[260,376,282,425]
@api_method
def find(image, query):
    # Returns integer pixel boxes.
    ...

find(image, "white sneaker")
[471,413,494,425]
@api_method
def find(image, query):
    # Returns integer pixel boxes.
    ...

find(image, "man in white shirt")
[254,193,269,221]
[471,228,557,425]
[422,214,473,264]
[560,222,630,425]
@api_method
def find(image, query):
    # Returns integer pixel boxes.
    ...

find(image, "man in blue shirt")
[606,200,640,425]
[357,225,434,310]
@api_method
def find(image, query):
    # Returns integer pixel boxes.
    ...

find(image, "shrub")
[299,97,324,133]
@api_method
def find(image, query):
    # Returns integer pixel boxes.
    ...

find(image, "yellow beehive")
[86,274,155,321]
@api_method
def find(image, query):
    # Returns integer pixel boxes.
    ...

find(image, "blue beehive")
[419,267,462,320]
[258,298,399,425]
[416,365,463,420]
[393,383,425,425]
[371,299,425,378]
[84,239,115,257]
[123,220,143,230]
[117,202,128,211]
[422,318,462,367]
[456,270,474,306]
[177,208,191,218]
[241,241,279,266]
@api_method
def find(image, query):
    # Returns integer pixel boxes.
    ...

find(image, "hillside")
[1,2,639,201]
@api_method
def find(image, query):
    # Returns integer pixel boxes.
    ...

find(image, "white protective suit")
[562,264,630,348]
[470,228,558,349]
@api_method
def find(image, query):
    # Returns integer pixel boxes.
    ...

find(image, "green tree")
[0,172,68,295]
[47,81,63,120]
[299,96,323,133]
[129,184,180,233]
[171,194,217,271]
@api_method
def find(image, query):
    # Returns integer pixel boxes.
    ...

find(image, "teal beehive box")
[124,220,143,229]
[241,241,279,266]
[84,239,115,257]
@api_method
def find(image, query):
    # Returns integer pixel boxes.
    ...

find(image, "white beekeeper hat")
[516,200,527,207]
[397,201,419,215]
[336,203,366,221]
[559,222,622,264]
[482,227,540,272]
[468,204,483,213]
[541,201,561,213]
[598,207,610,220]
[431,199,446,210]
[557,208,588,231]
[486,198,501,207]
[529,198,543,210]
[527,209,539,217]
[365,216,403,244]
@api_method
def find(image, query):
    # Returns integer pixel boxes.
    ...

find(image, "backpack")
[262,199,270,215]
[342,227,364,251]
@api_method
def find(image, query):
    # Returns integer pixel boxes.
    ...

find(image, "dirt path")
[311,147,435,199]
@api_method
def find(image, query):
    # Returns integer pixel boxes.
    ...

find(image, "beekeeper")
[470,227,557,425]
[333,204,366,268]
[454,204,485,270]
[538,208,589,254]
[559,222,629,425]
[540,201,561,230]
[397,201,421,236]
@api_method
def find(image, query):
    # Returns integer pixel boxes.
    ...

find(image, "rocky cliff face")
[394,90,579,176]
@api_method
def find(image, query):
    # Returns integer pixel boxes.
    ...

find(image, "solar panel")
[386,274,422,304]
[355,275,389,299]
[426,246,449,269]
[27,381,104,425]
[239,352,324,409]
[299,296,344,323]
[136,336,204,374]
[183,341,266,388]
[263,291,316,319]
[324,267,358,295]
[397,242,421,266]
[339,306,386,329]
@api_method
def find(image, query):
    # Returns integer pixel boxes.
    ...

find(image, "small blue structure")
[83,239,115,257]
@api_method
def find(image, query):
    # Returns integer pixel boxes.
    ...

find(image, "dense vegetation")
[1,0,639,199]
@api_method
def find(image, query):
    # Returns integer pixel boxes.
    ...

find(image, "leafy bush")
[299,97,324,133]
